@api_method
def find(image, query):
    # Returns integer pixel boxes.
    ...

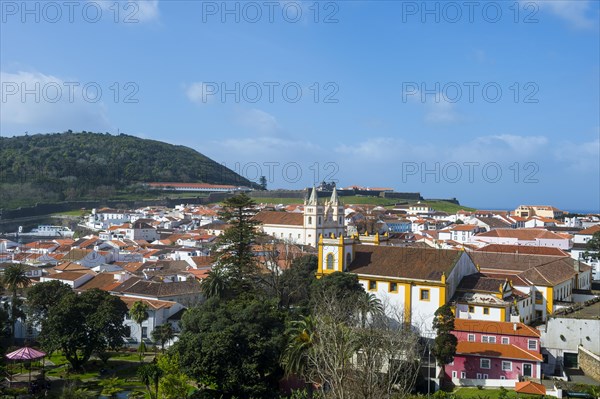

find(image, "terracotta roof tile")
[454,319,540,337]
[475,244,568,257]
[457,274,506,293]
[76,273,119,291]
[253,211,304,226]
[576,225,600,235]
[349,245,462,281]
[476,228,567,240]
[456,341,542,362]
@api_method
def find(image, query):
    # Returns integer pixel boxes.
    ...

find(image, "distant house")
[469,217,512,232]
[40,271,94,288]
[474,228,572,249]
[570,224,600,280]
[469,251,592,322]
[451,274,533,324]
[524,216,559,229]
[119,296,185,346]
[110,277,203,308]
[446,319,542,385]
[382,218,412,233]
[514,205,564,219]
[408,202,433,215]
[438,225,480,244]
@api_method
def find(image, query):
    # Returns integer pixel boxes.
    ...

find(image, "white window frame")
[482,335,496,343]
[483,374,489,379]
[461,371,466,379]
[528,339,537,350]
[476,373,482,379]
[480,358,491,369]
[502,361,512,371]
[502,336,510,344]
[452,371,457,378]
[468,334,475,342]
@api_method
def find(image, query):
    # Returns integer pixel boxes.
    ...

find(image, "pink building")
[446,319,543,383]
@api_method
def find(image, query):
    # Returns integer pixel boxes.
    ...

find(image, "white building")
[316,235,478,335]
[474,229,572,249]
[253,187,345,247]
[570,225,600,280]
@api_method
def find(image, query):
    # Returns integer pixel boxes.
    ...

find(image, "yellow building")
[513,205,564,219]
[317,234,478,335]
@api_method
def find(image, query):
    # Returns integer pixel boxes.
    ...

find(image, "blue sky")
[1,0,599,211]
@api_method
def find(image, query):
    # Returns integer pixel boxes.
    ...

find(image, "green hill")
[0,131,256,208]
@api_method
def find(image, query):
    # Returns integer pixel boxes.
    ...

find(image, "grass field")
[247,196,475,213]
[453,387,539,399]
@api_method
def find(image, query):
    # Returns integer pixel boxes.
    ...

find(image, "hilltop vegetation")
[0,131,255,208]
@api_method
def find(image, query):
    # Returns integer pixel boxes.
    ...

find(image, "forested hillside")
[0,131,254,208]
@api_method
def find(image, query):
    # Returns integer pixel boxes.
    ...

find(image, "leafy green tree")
[26,280,72,324]
[158,353,191,399]
[278,255,318,310]
[431,304,458,379]
[41,289,128,370]
[151,323,175,353]
[259,175,267,190]
[2,263,31,340]
[583,231,600,261]
[175,296,285,398]
[130,300,149,360]
[138,361,163,399]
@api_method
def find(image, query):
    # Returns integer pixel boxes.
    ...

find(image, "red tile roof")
[454,319,540,337]
[476,244,568,257]
[349,245,462,281]
[456,341,542,362]
[515,381,546,395]
[476,229,567,240]
[577,225,600,235]
[253,211,304,226]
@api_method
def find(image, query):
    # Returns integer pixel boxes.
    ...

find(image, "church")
[316,234,478,335]
[253,187,345,247]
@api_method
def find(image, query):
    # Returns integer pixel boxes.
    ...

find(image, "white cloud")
[553,139,600,171]
[134,0,160,22]
[185,82,215,104]
[526,0,597,29]
[425,100,461,124]
[336,137,436,160]
[95,0,160,23]
[403,88,462,125]
[0,70,110,132]
[236,108,280,135]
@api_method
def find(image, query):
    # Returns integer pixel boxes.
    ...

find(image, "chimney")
[575,259,581,273]
[513,323,518,331]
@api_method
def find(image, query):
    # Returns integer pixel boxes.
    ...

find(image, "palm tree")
[137,362,162,399]
[151,323,175,353]
[281,316,316,379]
[2,263,31,341]
[130,301,149,360]
[200,266,229,299]
[356,292,384,328]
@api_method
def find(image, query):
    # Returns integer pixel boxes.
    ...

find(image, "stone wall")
[578,346,600,381]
